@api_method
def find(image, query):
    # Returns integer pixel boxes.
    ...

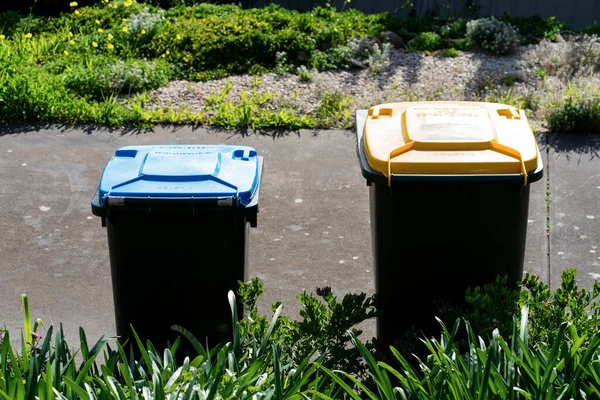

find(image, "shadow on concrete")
[0,122,154,136]
[547,133,600,161]
[0,121,324,140]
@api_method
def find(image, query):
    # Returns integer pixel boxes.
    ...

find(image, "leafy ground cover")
[2,269,600,399]
[0,1,599,131]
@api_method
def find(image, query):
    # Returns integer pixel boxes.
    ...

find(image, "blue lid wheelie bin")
[92,145,262,354]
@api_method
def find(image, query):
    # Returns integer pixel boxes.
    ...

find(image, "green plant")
[327,310,600,399]
[499,73,520,86]
[442,47,459,57]
[61,57,170,100]
[466,16,521,55]
[546,93,600,133]
[347,36,392,73]
[238,278,378,380]
[296,65,314,82]
[503,15,565,44]
[316,90,353,129]
[406,31,441,51]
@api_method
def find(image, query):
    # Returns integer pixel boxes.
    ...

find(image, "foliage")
[546,91,600,133]
[442,47,459,57]
[347,36,392,73]
[503,15,565,44]
[328,312,600,399]
[405,31,441,52]
[466,16,521,55]
[238,278,378,380]
[316,90,354,129]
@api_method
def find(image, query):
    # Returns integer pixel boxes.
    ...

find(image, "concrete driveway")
[0,123,598,348]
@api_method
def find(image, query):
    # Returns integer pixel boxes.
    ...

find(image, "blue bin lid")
[96,145,260,208]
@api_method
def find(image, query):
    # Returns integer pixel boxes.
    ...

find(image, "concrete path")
[0,123,597,348]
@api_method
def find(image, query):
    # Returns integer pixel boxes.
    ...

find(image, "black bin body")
[370,177,532,347]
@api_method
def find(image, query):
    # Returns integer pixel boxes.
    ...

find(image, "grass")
[0,1,599,131]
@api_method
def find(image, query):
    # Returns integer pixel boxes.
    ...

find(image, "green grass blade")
[228,290,241,358]
[25,348,39,400]
[63,376,89,400]
[131,325,153,376]
[21,294,32,350]
[171,325,207,358]
[75,355,97,386]
[44,360,54,400]
[79,327,90,363]
[273,344,283,400]
[258,304,283,359]
[314,364,363,400]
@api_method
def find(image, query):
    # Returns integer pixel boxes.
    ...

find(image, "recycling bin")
[92,145,262,353]
[356,102,543,349]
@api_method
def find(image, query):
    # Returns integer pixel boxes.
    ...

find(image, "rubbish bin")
[92,145,262,352]
[356,102,543,349]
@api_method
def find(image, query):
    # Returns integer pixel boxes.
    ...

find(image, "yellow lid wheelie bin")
[356,102,543,350]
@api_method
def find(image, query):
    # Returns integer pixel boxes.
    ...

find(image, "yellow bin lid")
[362,101,541,186]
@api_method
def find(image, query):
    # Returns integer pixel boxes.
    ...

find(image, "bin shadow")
[546,133,600,161]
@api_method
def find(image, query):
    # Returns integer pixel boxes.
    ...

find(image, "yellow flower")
[0,34,5,40]
[141,29,146,34]
[74,9,80,15]
[24,33,32,39]
[64,50,69,55]
[166,50,170,55]
[107,43,114,49]
[98,28,103,33]
[69,1,78,6]
[121,26,128,32]
[68,31,73,37]
[124,0,132,6]
[176,34,181,40]
[69,40,75,44]
[92,41,98,47]
[107,33,113,41]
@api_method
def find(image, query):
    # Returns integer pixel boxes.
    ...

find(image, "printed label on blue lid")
[97,145,260,207]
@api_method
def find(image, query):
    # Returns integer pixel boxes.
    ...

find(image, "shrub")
[546,94,600,133]
[61,57,170,100]
[503,15,565,44]
[406,31,442,51]
[442,47,459,57]
[528,34,600,80]
[238,278,378,379]
[296,65,314,82]
[466,16,520,55]
[347,36,392,73]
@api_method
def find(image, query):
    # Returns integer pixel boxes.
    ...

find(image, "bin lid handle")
[386,141,528,187]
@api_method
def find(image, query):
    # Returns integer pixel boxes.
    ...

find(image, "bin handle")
[386,141,528,187]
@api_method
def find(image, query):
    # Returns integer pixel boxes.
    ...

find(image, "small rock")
[380,31,405,49]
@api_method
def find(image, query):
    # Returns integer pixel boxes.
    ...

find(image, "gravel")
[146,35,600,130]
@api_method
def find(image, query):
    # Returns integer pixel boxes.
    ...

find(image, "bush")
[546,95,600,133]
[406,31,441,51]
[466,16,520,55]
[442,47,459,57]
[61,57,170,100]
[503,15,565,44]
[347,36,392,73]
